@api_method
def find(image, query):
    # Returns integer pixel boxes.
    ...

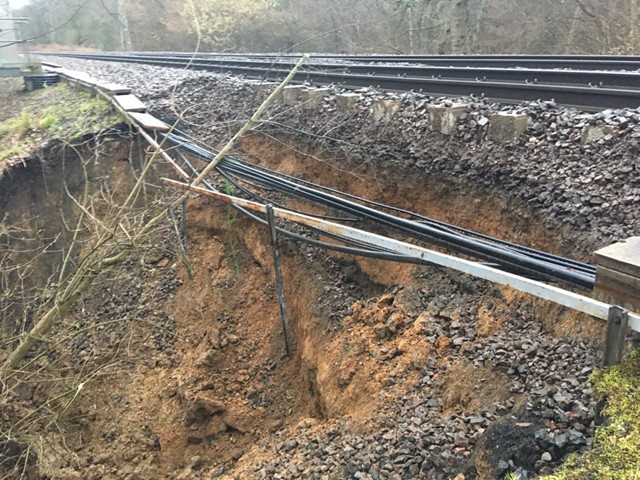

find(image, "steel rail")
[160,131,596,288]
[129,52,640,60]
[40,53,640,110]
[54,51,640,71]
[54,53,640,89]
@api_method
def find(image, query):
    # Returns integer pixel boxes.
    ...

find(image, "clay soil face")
[76,198,439,478]
[2,131,603,480]
[239,135,584,259]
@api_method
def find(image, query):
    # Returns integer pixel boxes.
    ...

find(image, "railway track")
[43,52,640,110]
[46,53,640,89]
[104,52,640,71]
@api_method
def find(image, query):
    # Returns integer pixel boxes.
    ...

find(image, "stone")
[197,348,220,367]
[336,93,361,112]
[469,417,486,426]
[426,104,468,135]
[281,85,306,105]
[249,81,278,96]
[190,456,204,469]
[300,88,329,109]
[581,124,617,144]
[541,452,552,462]
[371,99,402,122]
[553,433,568,448]
[487,113,531,142]
[186,394,225,426]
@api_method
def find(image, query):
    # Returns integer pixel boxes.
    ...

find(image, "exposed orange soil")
[2,133,605,479]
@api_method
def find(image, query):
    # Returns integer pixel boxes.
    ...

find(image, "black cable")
[159,131,595,289]
[174,146,426,263]
[167,128,594,274]
[231,204,430,265]
[220,169,360,223]
[217,157,595,287]
[166,131,594,286]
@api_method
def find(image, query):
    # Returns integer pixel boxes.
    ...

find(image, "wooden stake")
[266,205,292,357]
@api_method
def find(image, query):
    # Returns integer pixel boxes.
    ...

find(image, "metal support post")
[266,205,292,357]
[603,305,629,367]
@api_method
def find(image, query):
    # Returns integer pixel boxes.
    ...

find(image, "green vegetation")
[546,350,640,480]
[0,83,121,168]
[0,112,32,137]
[223,179,239,226]
[223,178,236,197]
[38,113,59,132]
[0,145,25,162]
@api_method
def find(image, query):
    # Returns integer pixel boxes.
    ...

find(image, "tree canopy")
[11,0,640,54]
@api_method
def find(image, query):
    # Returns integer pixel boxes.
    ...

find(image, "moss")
[545,350,640,480]
[0,83,122,168]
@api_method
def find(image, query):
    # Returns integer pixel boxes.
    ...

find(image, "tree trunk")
[565,5,582,53]
[118,0,133,51]
[631,0,638,52]
[408,7,414,54]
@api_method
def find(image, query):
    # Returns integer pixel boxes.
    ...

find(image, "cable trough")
[158,128,596,290]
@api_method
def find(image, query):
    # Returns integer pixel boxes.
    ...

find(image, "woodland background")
[12,0,640,55]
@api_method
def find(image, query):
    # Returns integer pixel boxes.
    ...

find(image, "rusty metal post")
[266,205,292,357]
[603,306,629,367]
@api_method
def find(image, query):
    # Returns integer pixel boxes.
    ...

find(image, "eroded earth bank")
[1,59,639,480]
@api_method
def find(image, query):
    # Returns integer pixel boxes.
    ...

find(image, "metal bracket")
[603,305,629,367]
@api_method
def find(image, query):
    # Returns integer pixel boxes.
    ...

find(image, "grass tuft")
[0,145,24,162]
[545,350,640,480]
[38,113,59,132]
